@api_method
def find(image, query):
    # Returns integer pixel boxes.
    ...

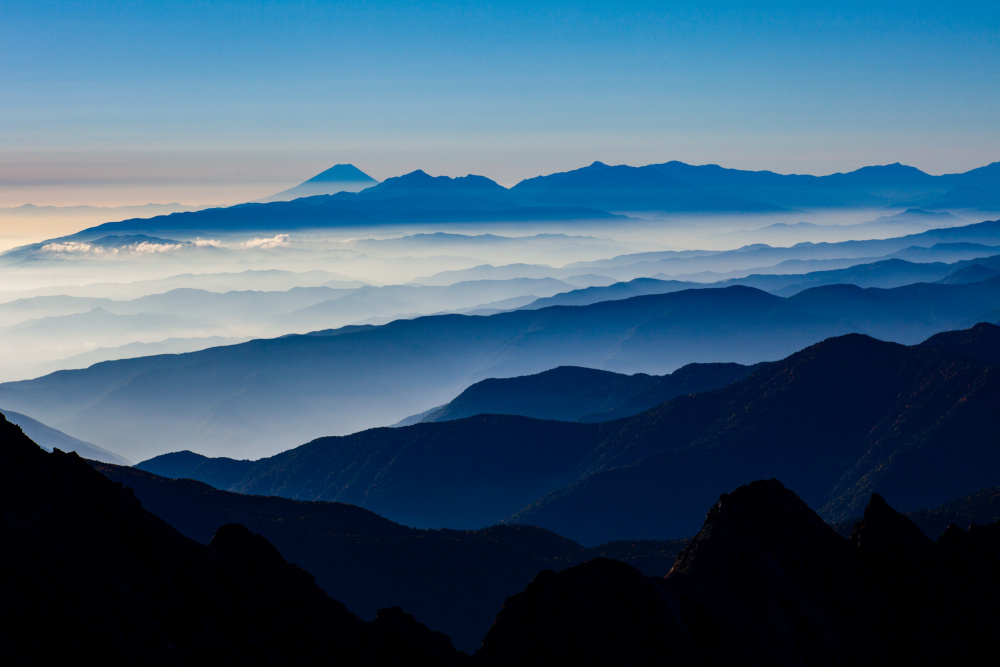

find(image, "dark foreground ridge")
[6,413,1000,664]
[0,414,462,665]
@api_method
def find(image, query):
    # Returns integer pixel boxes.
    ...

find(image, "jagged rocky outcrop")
[477,480,1000,666]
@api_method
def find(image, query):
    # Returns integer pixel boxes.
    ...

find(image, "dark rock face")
[0,414,461,665]
[478,559,686,666]
[478,480,1000,666]
[91,461,684,653]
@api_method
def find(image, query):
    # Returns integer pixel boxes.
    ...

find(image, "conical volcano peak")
[303,164,378,184]
[260,164,378,202]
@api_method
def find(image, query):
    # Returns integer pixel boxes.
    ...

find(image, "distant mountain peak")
[302,164,377,184]
[259,164,378,202]
[374,170,506,191]
[841,162,931,178]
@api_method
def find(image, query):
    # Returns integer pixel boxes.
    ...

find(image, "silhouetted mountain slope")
[936,262,1000,284]
[417,362,756,424]
[508,331,1000,543]
[521,255,998,309]
[95,462,683,652]
[521,277,700,309]
[0,285,856,460]
[0,413,462,665]
[477,480,1000,666]
[244,416,606,529]
[733,257,967,295]
[0,408,128,464]
[137,449,253,488]
[570,219,1000,279]
[785,276,1000,342]
[917,321,1000,365]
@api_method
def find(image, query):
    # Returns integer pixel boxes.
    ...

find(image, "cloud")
[41,241,106,254]
[129,241,184,254]
[242,234,291,249]
[41,240,188,255]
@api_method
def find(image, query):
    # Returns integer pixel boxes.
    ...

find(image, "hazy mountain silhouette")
[0,285,859,460]
[136,326,1000,545]
[94,461,684,652]
[363,170,508,199]
[0,413,462,664]
[520,277,701,309]
[510,161,779,212]
[8,160,996,245]
[731,258,979,296]
[411,362,757,424]
[935,262,1000,284]
[784,275,1000,342]
[906,185,1000,211]
[646,160,1000,209]
[40,170,618,238]
[863,207,964,227]
[519,255,1000,309]
[568,219,1000,281]
[260,163,379,201]
[477,479,1000,666]
[5,279,1000,461]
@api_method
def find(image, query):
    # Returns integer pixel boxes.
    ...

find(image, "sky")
[2,0,999,205]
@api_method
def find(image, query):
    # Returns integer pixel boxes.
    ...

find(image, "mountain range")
[132,323,1000,546]
[4,157,1000,663]
[3,272,1000,461]
[5,159,997,242]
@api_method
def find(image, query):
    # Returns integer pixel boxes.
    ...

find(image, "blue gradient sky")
[2,0,998,204]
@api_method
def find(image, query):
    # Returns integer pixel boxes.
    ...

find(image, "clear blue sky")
[2,0,998,204]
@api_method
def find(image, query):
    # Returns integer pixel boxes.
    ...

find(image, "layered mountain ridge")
[137,323,1000,545]
[3,269,999,461]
